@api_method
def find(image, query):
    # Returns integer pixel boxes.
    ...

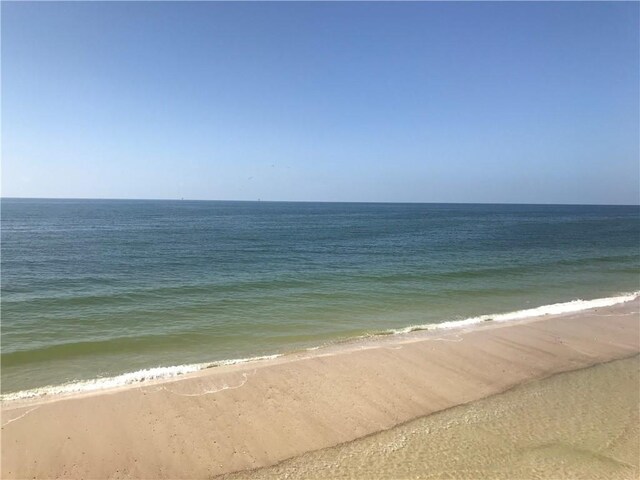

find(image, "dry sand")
[2,299,639,479]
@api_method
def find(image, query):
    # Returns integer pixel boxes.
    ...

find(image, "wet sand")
[2,299,639,479]
[226,356,639,480]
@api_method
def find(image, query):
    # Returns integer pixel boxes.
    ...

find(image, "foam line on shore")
[385,291,639,335]
[2,291,637,403]
[0,354,281,402]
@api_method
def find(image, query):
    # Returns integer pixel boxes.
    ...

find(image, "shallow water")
[2,199,639,394]
[226,355,640,480]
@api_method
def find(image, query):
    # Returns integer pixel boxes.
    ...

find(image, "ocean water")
[2,199,639,397]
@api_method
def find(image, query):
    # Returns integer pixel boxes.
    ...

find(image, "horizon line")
[2,196,639,207]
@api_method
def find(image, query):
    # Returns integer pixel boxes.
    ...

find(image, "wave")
[3,291,638,403]
[0,354,281,402]
[385,291,639,335]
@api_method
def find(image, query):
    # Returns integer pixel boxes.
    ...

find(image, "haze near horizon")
[2,2,639,204]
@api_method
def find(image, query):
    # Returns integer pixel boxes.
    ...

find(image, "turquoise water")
[2,199,639,394]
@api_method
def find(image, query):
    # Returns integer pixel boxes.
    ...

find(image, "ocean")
[2,199,638,399]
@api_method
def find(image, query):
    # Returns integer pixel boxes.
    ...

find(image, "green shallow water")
[2,199,639,393]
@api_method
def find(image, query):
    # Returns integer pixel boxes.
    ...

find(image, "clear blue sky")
[2,2,638,204]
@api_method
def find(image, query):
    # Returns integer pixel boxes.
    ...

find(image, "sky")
[2,2,639,204]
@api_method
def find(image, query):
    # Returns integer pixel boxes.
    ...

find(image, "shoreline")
[223,355,640,480]
[2,291,638,405]
[2,297,639,479]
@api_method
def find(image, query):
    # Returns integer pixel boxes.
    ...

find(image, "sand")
[2,299,639,479]
[226,356,639,480]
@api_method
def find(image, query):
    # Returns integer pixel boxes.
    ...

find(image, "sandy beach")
[4,1,639,478]
[2,298,639,479]
[226,355,639,479]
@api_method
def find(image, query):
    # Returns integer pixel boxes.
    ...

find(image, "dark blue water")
[2,199,639,395]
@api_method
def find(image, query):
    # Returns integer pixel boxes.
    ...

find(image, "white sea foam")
[3,292,638,403]
[387,291,640,335]
[1,354,281,403]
